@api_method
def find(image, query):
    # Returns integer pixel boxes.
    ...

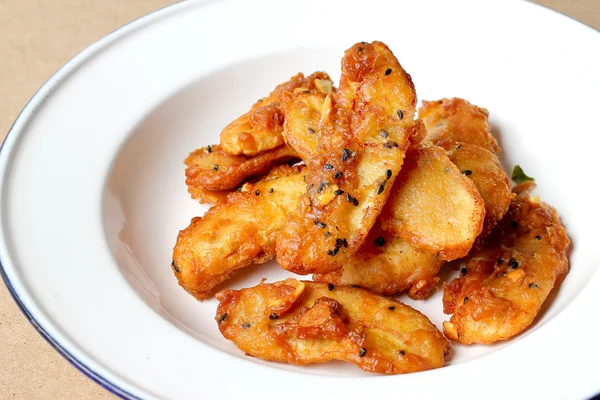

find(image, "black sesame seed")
[255,190,260,196]
[385,68,392,76]
[461,170,472,176]
[219,313,228,323]
[335,238,344,248]
[317,221,327,229]
[207,145,212,153]
[332,247,339,256]
[352,197,359,206]
[346,193,354,203]
[334,189,344,196]
[317,182,327,194]
[323,164,334,171]
[508,258,519,269]
[381,129,389,138]
[325,231,330,237]
[328,283,334,291]
[308,127,316,133]
[342,148,352,161]
[236,186,243,192]
[536,235,542,240]
[386,169,392,179]
[497,259,505,265]
[399,350,406,356]
[173,265,180,273]
[377,182,386,194]
[242,322,251,329]
[464,297,469,304]
[334,171,343,179]
[388,306,395,311]
[384,141,398,149]
[269,313,279,320]
[359,348,367,357]
[511,220,518,229]
[445,167,450,173]
[528,283,539,288]
[212,165,219,171]
[461,267,467,275]
[269,188,274,193]
[358,46,363,52]
[455,144,462,150]
[327,249,334,256]
[342,238,348,248]
[397,110,404,119]
[374,236,385,247]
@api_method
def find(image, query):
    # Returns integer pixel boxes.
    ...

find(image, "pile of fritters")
[172,41,570,374]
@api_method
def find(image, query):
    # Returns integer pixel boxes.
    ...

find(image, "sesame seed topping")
[508,258,519,268]
[386,169,392,179]
[334,171,343,179]
[207,145,212,153]
[346,193,353,203]
[381,129,389,138]
[342,148,352,161]
[464,297,469,304]
[384,141,398,149]
[388,306,395,311]
[397,110,404,119]
[374,236,385,247]
[385,68,392,76]
[242,322,250,329]
[219,313,228,323]
[528,283,539,288]
[359,348,367,357]
[461,170,472,176]
[461,267,467,275]
[269,313,279,320]
[315,221,327,229]
[536,235,542,240]
[212,165,219,171]
[308,127,316,133]
[255,190,260,196]
[328,283,334,291]
[323,164,334,171]
[269,188,274,193]
[399,350,405,356]
[334,189,344,196]
[377,182,386,194]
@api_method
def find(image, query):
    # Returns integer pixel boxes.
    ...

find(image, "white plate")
[1,0,599,398]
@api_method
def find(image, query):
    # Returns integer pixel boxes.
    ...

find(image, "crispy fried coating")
[448,144,513,239]
[313,221,442,299]
[419,98,500,153]
[185,144,299,191]
[276,41,421,274]
[172,165,305,300]
[220,72,333,156]
[216,279,449,374]
[187,185,230,205]
[442,194,570,344]
[380,144,485,260]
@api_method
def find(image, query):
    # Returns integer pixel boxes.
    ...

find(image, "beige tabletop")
[0,0,598,398]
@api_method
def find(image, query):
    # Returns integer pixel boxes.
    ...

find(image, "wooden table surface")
[0,1,597,398]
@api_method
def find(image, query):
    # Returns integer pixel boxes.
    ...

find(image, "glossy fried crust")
[313,221,442,299]
[448,144,514,240]
[172,165,305,300]
[186,185,230,205]
[185,144,299,191]
[442,194,570,344]
[216,279,449,374]
[380,144,485,260]
[220,72,333,156]
[419,98,500,153]
[276,41,420,274]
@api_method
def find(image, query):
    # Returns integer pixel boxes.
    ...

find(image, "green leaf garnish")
[512,165,535,184]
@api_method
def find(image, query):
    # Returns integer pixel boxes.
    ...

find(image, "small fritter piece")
[442,193,570,344]
[380,144,485,260]
[220,72,333,156]
[185,144,299,191]
[448,144,514,239]
[216,279,449,374]
[419,98,500,153]
[172,165,305,300]
[277,41,421,274]
[314,221,442,299]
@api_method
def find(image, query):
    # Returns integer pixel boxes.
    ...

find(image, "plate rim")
[0,0,599,399]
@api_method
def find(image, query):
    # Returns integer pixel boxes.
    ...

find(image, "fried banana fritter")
[216,279,449,374]
[220,72,333,156]
[380,144,485,260]
[448,143,513,239]
[442,193,570,344]
[185,144,299,191]
[313,221,442,299]
[187,185,230,205]
[419,98,500,153]
[172,165,305,300]
[277,41,421,274]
